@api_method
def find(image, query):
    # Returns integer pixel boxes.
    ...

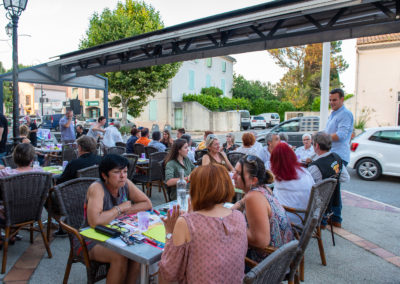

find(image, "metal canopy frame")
[0,64,109,117]
[48,0,400,77]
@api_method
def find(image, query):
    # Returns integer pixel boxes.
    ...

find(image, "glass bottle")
[176,169,187,211]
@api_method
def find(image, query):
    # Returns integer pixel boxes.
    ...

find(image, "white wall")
[349,44,400,127]
[171,56,234,102]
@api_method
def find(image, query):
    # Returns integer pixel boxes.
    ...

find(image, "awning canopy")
[48,0,400,77]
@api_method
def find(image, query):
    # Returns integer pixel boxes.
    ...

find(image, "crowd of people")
[0,87,354,283]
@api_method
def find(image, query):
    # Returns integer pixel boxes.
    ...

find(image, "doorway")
[174,108,183,129]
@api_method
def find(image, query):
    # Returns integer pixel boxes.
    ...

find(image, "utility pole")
[40,84,46,116]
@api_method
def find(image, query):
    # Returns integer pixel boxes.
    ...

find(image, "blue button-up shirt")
[59,115,75,141]
[325,105,354,162]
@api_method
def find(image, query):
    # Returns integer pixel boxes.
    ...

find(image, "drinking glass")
[137,211,150,232]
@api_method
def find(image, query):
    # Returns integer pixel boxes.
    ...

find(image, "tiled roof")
[357,33,400,45]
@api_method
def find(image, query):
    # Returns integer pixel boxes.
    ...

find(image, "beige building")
[347,33,400,127]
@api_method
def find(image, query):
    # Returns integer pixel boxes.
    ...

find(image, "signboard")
[85,101,99,107]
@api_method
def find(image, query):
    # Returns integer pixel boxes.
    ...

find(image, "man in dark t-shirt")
[25,116,38,147]
[0,114,8,164]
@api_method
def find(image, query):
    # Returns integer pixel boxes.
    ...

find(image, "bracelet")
[114,206,122,216]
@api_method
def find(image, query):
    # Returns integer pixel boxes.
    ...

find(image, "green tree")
[200,87,223,97]
[232,74,276,101]
[269,42,348,109]
[80,0,181,122]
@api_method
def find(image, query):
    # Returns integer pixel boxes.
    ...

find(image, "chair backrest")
[145,146,158,157]
[115,142,126,148]
[77,165,100,178]
[123,153,139,180]
[243,240,299,284]
[62,143,78,162]
[288,201,322,282]
[99,141,108,155]
[194,149,208,162]
[227,152,245,167]
[149,152,168,180]
[303,178,337,224]
[133,143,145,156]
[54,178,98,229]
[2,155,17,169]
[107,146,126,155]
[0,172,53,226]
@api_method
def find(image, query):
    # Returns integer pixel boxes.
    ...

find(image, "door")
[174,108,183,129]
[397,104,400,126]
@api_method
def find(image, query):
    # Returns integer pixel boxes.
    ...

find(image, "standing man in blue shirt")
[59,108,75,143]
[324,88,354,228]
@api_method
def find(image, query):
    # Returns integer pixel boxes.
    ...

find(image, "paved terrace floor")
[1,184,399,284]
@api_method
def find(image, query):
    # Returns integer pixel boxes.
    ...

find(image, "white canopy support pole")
[319,41,331,131]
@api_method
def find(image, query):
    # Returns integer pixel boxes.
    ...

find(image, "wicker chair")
[132,152,168,200]
[115,142,126,148]
[133,143,145,157]
[62,143,78,162]
[243,240,299,284]
[99,142,108,156]
[54,178,108,284]
[283,178,337,280]
[107,146,126,155]
[145,146,158,157]
[194,149,208,164]
[122,153,139,181]
[1,155,16,169]
[0,172,53,274]
[77,165,100,178]
[227,152,245,167]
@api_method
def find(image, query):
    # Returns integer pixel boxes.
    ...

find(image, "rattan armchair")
[0,172,53,274]
[54,178,108,284]
[107,146,126,155]
[144,146,158,157]
[243,240,299,284]
[132,152,168,200]
[122,153,139,181]
[1,155,16,169]
[133,143,145,157]
[227,152,245,167]
[62,143,78,162]
[77,165,100,178]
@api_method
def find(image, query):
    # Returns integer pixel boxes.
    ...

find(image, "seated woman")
[159,164,247,284]
[126,127,140,154]
[196,131,213,150]
[232,155,294,263]
[235,132,260,157]
[160,130,174,149]
[202,134,234,172]
[165,139,195,200]
[19,124,31,144]
[270,142,315,226]
[79,154,152,284]
[0,143,42,176]
[223,132,239,153]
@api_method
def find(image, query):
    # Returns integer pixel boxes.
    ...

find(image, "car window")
[277,120,300,132]
[253,116,264,120]
[369,130,400,145]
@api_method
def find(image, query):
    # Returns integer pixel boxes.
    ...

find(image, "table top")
[42,166,63,175]
[137,158,149,165]
[35,147,62,153]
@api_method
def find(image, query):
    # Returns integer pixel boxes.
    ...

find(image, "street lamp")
[2,0,28,144]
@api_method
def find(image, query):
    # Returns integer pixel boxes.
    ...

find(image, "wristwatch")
[166,233,173,240]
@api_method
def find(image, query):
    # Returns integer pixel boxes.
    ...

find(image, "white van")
[260,113,280,127]
[227,110,251,130]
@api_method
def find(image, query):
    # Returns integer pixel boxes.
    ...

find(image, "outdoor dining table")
[137,158,149,166]
[35,147,62,153]
[80,201,175,284]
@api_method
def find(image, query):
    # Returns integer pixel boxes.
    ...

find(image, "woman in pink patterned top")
[159,164,247,284]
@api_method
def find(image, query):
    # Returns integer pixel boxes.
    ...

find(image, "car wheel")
[243,126,248,130]
[356,158,382,181]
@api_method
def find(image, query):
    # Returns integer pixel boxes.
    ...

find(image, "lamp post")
[2,0,28,144]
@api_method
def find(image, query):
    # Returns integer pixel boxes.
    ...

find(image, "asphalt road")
[344,168,400,208]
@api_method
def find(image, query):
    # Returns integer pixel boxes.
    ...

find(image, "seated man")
[295,133,315,163]
[135,128,151,146]
[148,131,166,152]
[307,131,350,228]
[56,136,102,184]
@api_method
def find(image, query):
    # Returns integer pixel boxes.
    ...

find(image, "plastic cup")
[141,153,146,159]
[33,161,40,170]
[137,211,150,232]
[62,161,68,169]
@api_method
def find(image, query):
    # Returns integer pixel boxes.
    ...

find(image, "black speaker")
[69,99,82,115]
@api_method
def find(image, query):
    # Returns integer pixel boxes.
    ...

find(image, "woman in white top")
[87,116,106,140]
[270,142,315,226]
[295,133,315,162]
[235,132,260,157]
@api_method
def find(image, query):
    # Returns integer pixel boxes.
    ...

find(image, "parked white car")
[349,126,400,180]
[250,116,267,129]
[260,113,280,127]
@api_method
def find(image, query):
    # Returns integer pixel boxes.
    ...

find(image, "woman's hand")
[161,205,181,234]
[118,201,132,214]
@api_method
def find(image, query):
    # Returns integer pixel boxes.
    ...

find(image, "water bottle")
[176,169,188,211]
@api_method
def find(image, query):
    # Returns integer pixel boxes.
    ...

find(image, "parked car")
[250,116,267,129]
[349,126,400,181]
[84,118,97,129]
[109,118,135,128]
[260,113,280,127]
[41,114,64,131]
[256,116,320,147]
